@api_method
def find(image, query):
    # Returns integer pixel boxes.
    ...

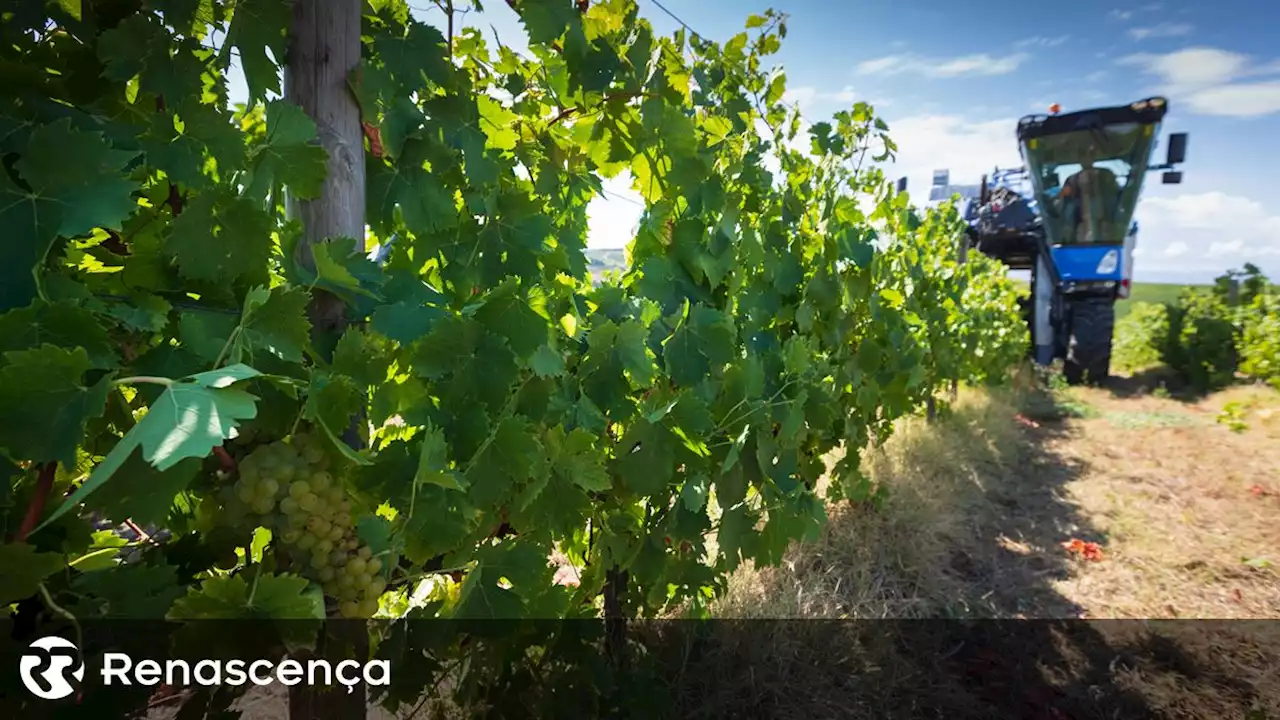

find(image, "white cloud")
[1120,47,1248,86]
[1110,3,1162,21]
[1207,239,1245,258]
[855,52,1028,78]
[1119,46,1280,117]
[783,85,859,113]
[875,113,1023,203]
[586,173,644,250]
[1128,22,1193,40]
[1015,35,1069,49]
[1134,191,1280,278]
[1181,82,1280,117]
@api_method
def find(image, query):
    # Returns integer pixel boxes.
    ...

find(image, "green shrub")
[1113,301,1168,373]
[1239,294,1280,390]
[1113,264,1278,394]
[1165,289,1238,393]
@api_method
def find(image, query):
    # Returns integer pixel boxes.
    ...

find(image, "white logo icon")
[19,636,84,700]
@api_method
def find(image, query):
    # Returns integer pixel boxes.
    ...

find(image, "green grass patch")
[1103,410,1204,429]
[1115,283,1203,320]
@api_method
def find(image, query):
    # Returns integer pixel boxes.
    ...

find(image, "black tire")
[1064,300,1114,386]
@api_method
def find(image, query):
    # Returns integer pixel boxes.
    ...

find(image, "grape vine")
[0,0,1027,715]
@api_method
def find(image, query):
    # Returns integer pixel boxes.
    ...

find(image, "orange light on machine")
[1049,103,1061,114]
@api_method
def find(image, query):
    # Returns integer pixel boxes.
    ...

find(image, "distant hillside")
[585,248,627,281]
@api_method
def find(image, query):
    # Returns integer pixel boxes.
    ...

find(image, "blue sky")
[227,0,1280,284]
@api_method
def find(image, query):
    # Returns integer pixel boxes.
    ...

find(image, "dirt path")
[1015,382,1280,619]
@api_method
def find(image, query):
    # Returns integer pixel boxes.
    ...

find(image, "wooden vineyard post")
[284,0,366,354]
[283,1,369,719]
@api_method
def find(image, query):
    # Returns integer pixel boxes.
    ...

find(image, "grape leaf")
[476,95,520,151]
[474,284,549,359]
[68,531,129,573]
[97,293,173,334]
[615,319,657,387]
[0,120,139,310]
[464,416,547,510]
[355,515,394,559]
[367,138,459,237]
[401,485,476,566]
[0,543,65,605]
[529,344,566,378]
[517,0,579,46]
[167,573,324,619]
[0,345,111,465]
[35,366,261,532]
[244,100,329,200]
[165,189,274,286]
[371,301,446,345]
[143,99,246,188]
[70,563,185,618]
[249,527,273,563]
[662,304,736,386]
[549,426,610,492]
[615,419,676,496]
[451,540,551,619]
[286,236,385,302]
[0,300,118,369]
[680,474,709,512]
[98,14,178,93]
[331,327,394,387]
[84,454,202,528]
[415,423,465,491]
[304,371,363,441]
[233,285,312,365]
[151,0,221,35]
[373,20,453,92]
[223,0,291,104]
[13,119,139,239]
[178,311,239,364]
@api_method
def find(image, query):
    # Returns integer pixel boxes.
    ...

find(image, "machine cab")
[1015,98,1181,284]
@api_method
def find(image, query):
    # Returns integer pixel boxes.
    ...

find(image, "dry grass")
[711,386,1036,620]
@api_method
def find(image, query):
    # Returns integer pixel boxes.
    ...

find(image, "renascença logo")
[17,635,391,699]
[19,636,85,700]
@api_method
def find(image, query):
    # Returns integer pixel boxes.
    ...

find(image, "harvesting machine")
[931,97,1189,385]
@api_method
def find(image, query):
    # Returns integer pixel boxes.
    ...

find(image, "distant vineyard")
[1113,264,1280,391]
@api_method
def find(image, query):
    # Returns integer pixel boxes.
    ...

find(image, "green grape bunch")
[227,433,386,618]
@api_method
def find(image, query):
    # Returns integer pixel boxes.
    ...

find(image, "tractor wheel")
[1064,301,1114,386]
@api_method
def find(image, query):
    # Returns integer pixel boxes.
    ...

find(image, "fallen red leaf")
[1014,414,1040,428]
[1062,537,1104,562]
